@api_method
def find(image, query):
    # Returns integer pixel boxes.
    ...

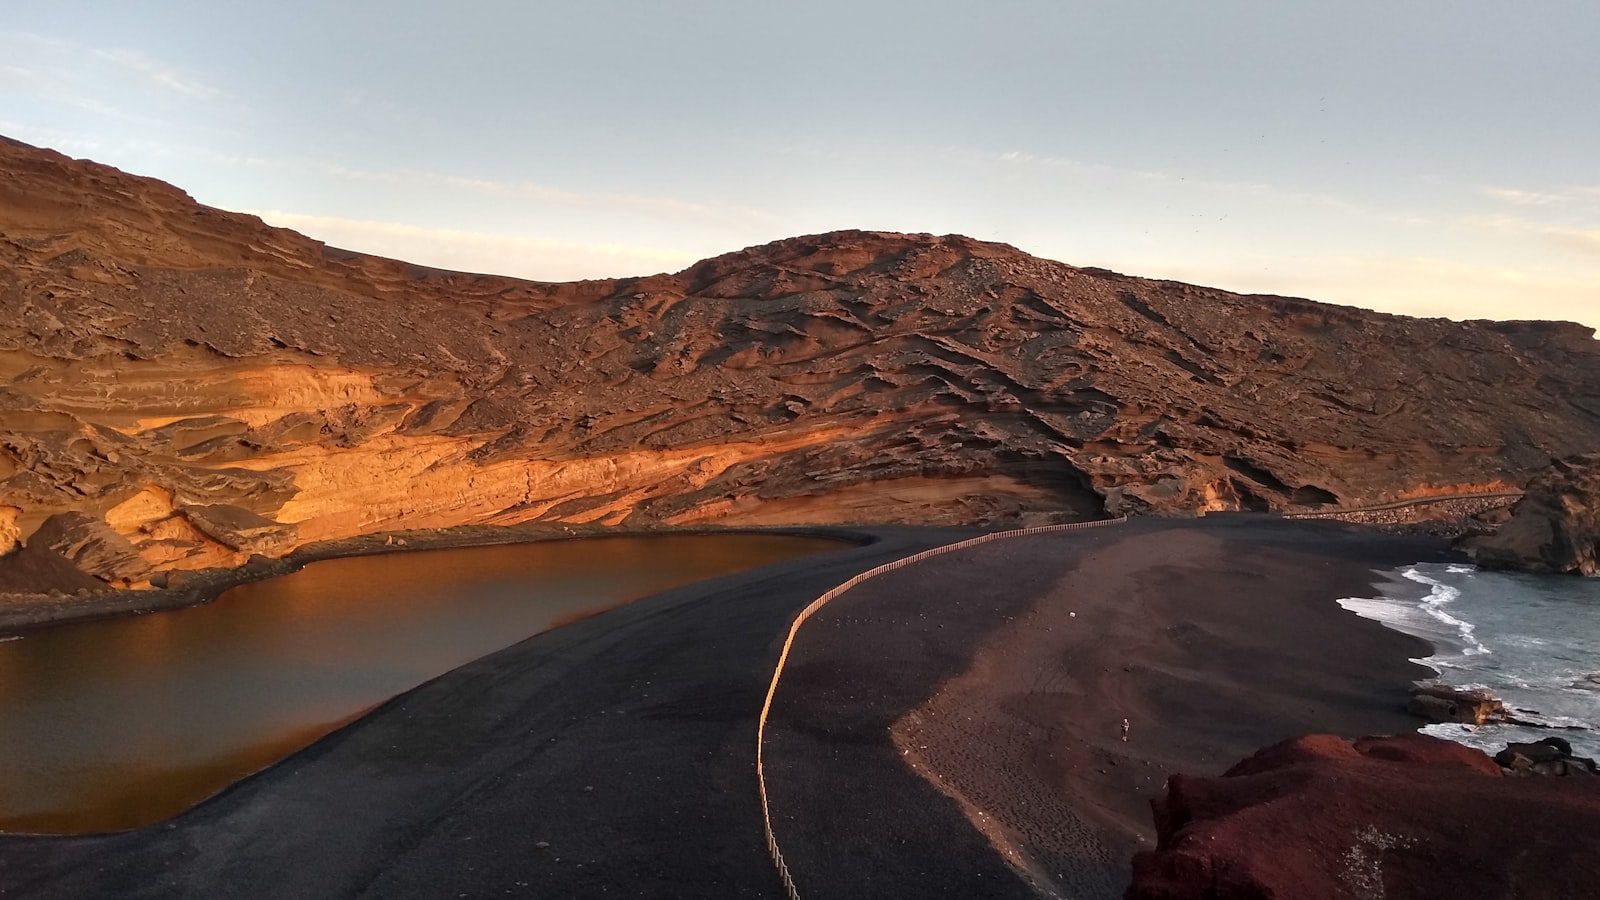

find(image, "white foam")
[1401,566,1491,657]
[1345,563,1600,760]
[1336,595,1441,672]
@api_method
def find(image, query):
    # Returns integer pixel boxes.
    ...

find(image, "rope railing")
[754,516,1130,900]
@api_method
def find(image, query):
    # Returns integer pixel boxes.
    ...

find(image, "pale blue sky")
[3,2,1597,327]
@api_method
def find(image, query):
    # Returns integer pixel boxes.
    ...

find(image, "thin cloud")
[1546,228,1600,255]
[337,87,438,130]
[1481,186,1569,206]
[0,125,779,235]
[247,209,701,280]
[1467,215,1600,258]
[0,30,223,103]
[90,48,221,100]
[0,63,45,88]
[317,162,781,229]
[183,141,780,229]
[0,81,166,128]
[1096,251,1598,330]
[962,147,1421,223]
[0,31,74,53]
[0,120,104,155]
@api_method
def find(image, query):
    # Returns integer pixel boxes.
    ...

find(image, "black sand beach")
[763,516,1455,899]
[0,517,1457,899]
[0,527,969,898]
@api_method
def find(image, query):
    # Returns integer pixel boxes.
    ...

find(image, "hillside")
[3,136,1598,591]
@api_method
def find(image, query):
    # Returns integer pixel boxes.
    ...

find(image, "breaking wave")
[1340,562,1600,759]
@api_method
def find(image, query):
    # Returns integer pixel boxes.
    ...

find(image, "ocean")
[1339,563,1600,759]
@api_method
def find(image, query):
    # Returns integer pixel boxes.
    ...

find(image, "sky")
[2,2,1597,329]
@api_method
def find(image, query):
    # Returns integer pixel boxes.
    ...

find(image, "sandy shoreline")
[0,525,972,898]
[0,521,875,636]
[0,516,1458,898]
[764,515,1455,899]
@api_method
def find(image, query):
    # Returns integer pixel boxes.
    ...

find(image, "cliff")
[3,136,1599,591]
[1464,453,1600,576]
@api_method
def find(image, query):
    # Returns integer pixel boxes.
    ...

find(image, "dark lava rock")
[1496,738,1599,777]
[1127,733,1600,900]
[1464,454,1600,576]
[1407,684,1505,725]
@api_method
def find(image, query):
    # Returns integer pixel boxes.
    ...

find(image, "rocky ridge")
[3,136,1599,592]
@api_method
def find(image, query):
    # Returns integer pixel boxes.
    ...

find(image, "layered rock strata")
[3,136,1599,591]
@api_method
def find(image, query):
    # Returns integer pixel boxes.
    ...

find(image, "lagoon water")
[1340,562,1600,759]
[0,534,840,834]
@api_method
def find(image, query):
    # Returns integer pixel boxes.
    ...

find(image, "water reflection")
[0,534,839,834]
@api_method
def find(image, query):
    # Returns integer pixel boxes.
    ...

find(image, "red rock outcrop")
[2,135,1599,592]
[1127,734,1600,900]
[1464,453,1600,576]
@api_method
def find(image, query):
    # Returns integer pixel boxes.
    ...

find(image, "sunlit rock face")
[3,135,1599,591]
[1465,454,1600,576]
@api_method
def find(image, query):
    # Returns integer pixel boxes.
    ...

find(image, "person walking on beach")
[1121,717,1130,742]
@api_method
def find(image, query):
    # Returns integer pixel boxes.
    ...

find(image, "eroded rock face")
[1127,734,1600,900]
[1407,684,1506,726]
[26,512,151,585]
[1464,454,1600,576]
[3,135,1599,592]
[178,504,298,556]
[0,505,19,556]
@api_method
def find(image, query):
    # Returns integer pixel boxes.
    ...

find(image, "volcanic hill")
[2,136,1598,593]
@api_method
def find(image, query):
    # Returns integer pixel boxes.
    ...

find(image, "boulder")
[1464,454,1600,576]
[1495,738,1599,777]
[177,504,297,555]
[1407,684,1505,725]
[24,512,150,583]
[0,540,106,595]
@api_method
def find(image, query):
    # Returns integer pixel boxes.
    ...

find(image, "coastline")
[1343,561,1600,760]
[0,520,877,636]
[0,514,1471,898]
[0,486,1516,636]
[0,525,975,898]
[763,516,1456,899]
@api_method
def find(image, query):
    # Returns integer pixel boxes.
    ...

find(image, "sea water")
[1339,563,1600,759]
